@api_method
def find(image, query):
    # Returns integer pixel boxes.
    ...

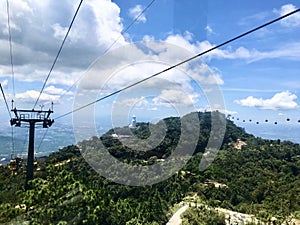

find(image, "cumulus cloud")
[164,32,300,63]
[165,34,254,61]
[0,79,9,88]
[16,90,60,103]
[153,89,199,107]
[86,0,126,47]
[185,63,224,85]
[247,42,300,62]
[164,32,197,54]
[44,85,73,96]
[74,39,227,117]
[114,96,148,107]
[199,107,237,116]
[52,23,68,40]
[77,40,224,107]
[112,89,199,116]
[0,0,135,111]
[128,5,146,23]
[274,4,300,27]
[234,91,299,110]
[197,41,300,62]
[0,0,32,35]
[0,0,127,83]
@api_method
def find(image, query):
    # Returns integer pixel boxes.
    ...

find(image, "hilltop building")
[129,115,137,129]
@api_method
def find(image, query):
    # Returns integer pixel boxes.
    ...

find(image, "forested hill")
[0,111,299,224]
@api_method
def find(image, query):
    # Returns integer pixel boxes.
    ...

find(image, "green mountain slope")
[0,111,299,224]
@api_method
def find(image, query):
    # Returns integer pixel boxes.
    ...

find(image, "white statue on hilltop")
[129,115,137,129]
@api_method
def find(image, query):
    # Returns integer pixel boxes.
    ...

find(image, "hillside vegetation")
[0,111,299,224]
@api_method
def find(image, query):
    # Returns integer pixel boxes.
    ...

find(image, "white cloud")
[222,87,280,93]
[222,109,238,115]
[165,34,249,61]
[86,0,126,47]
[75,41,225,124]
[274,4,300,27]
[128,5,146,23]
[44,85,73,96]
[0,0,127,87]
[75,39,226,116]
[200,107,237,116]
[247,42,300,62]
[153,89,199,108]
[114,96,148,108]
[0,0,32,35]
[166,32,300,66]
[47,70,83,86]
[234,91,299,110]
[0,79,9,88]
[186,64,224,85]
[165,32,300,63]
[164,33,197,54]
[16,90,60,103]
[205,25,214,35]
[238,11,270,26]
[0,0,130,114]
[52,23,68,40]
[79,39,224,94]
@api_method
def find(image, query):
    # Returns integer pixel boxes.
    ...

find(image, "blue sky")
[0,0,300,144]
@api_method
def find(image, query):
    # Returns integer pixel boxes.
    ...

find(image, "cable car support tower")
[10,102,54,190]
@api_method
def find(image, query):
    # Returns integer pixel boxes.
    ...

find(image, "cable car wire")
[55,8,300,120]
[0,83,12,119]
[33,0,84,109]
[37,128,49,152]
[5,0,16,159]
[1,83,16,158]
[6,0,15,98]
[229,115,300,125]
[21,129,28,155]
[103,0,156,56]
[58,0,157,101]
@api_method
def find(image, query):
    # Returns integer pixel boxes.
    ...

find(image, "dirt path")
[166,204,189,225]
[166,201,299,225]
[166,202,260,225]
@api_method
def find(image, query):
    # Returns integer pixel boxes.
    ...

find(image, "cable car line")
[58,0,157,101]
[104,0,156,56]
[21,129,29,155]
[37,128,49,152]
[54,8,300,120]
[4,0,16,160]
[0,83,12,119]
[1,83,16,158]
[229,115,300,125]
[33,0,84,109]
[6,0,15,98]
